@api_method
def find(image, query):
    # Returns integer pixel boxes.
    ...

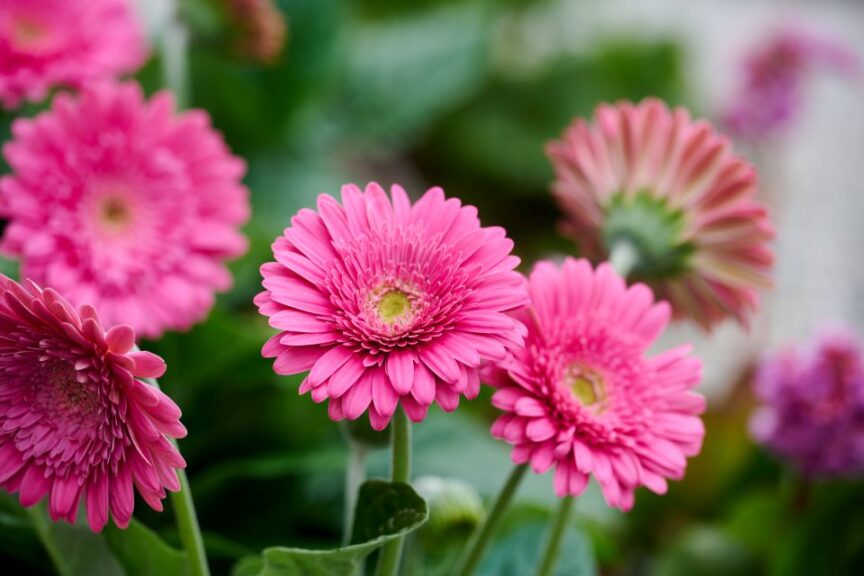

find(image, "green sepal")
[602,192,694,279]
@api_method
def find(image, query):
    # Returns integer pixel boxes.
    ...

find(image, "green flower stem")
[342,437,368,545]
[609,239,638,279]
[171,466,211,576]
[27,503,72,576]
[455,463,529,576]
[535,496,574,576]
[375,408,412,576]
[144,375,210,576]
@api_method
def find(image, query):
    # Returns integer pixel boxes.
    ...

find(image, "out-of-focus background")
[3,0,864,574]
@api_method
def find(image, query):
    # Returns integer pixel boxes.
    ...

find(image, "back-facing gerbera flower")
[0,275,186,532]
[487,258,705,510]
[751,329,864,477]
[256,183,528,430]
[0,82,250,338]
[0,0,147,109]
[547,99,774,330]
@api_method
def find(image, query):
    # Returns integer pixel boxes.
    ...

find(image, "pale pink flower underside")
[548,98,774,330]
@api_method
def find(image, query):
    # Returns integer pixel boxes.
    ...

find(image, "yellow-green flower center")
[97,196,133,233]
[11,18,50,51]
[377,289,412,324]
[564,364,606,407]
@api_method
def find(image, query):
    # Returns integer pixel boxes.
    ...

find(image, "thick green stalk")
[375,408,412,576]
[609,239,638,278]
[144,375,210,576]
[535,496,574,576]
[455,463,529,576]
[171,467,211,576]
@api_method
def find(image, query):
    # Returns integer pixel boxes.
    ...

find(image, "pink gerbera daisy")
[256,182,528,430]
[0,275,186,532]
[0,0,147,109]
[488,258,705,510]
[547,99,774,330]
[0,82,250,338]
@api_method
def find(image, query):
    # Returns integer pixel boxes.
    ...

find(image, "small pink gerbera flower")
[0,275,186,532]
[0,0,147,109]
[0,82,250,338]
[547,99,774,330]
[256,183,528,430]
[488,258,705,510]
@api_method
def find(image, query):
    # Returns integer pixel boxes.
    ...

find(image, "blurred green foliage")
[2,0,863,575]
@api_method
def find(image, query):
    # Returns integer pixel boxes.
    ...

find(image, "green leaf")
[235,480,428,576]
[349,480,427,545]
[104,518,190,576]
[20,499,189,576]
[654,525,755,576]
[26,503,124,576]
[478,521,596,576]
[342,3,492,143]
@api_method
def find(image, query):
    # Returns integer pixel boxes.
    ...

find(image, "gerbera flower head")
[723,27,859,140]
[751,329,864,477]
[0,0,147,109]
[256,182,528,430]
[0,275,186,532]
[547,98,774,330]
[488,258,705,511]
[0,82,250,338]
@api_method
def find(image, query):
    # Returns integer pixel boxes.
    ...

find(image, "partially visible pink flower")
[722,27,859,140]
[547,99,774,331]
[0,275,186,532]
[0,82,250,338]
[488,258,705,511]
[256,183,528,430]
[0,0,147,109]
[751,329,864,477]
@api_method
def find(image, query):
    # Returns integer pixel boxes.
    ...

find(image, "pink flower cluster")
[0,3,781,529]
[752,329,864,477]
[723,27,859,140]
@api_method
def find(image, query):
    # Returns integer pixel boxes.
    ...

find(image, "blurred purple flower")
[722,27,859,141]
[751,329,864,477]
